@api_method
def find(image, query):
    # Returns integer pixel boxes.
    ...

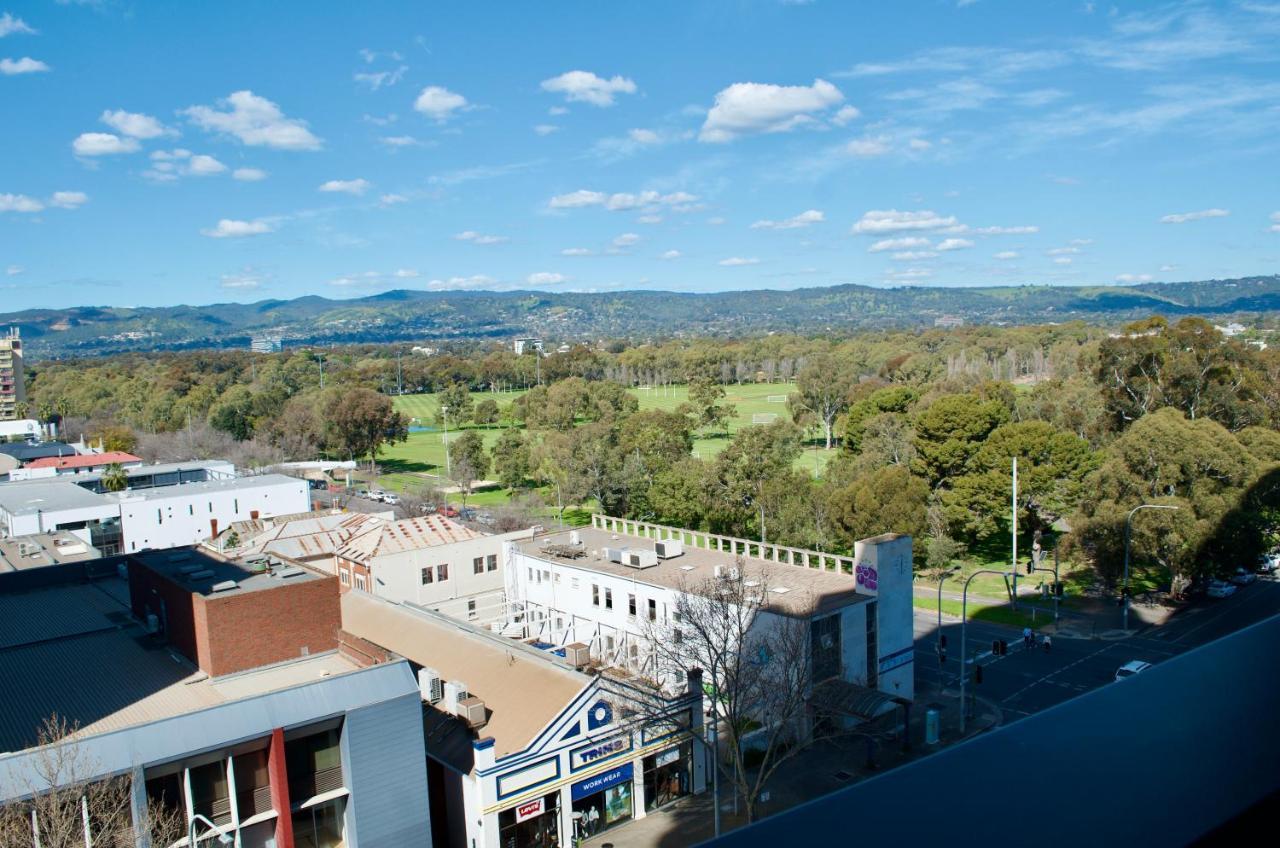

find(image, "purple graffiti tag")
[856,564,878,591]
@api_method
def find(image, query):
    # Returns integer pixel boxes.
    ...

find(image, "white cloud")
[548,189,700,211]
[628,128,661,144]
[0,194,43,213]
[319,178,370,195]
[1160,208,1229,224]
[707,217,726,226]
[72,132,140,156]
[612,232,641,247]
[380,193,408,206]
[48,191,88,209]
[184,90,322,150]
[718,256,760,266]
[561,248,593,256]
[1053,257,1072,265]
[221,273,261,290]
[831,105,861,126]
[1070,238,1093,245]
[454,230,509,245]
[187,154,227,176]
[354,65,408,91]
[885,267,934,280]
[0,57,48,75]
[751,209,825,230]
[0,13,36,37]
[100,109,174,139]
[994,250,1020,260]
[908,138,932,150]
[1159,264,1178,272]
[413,85,469,121]
[233,167,267,182]
[533,124,559,136]
[528,271,567,285]
[937,238,974,251]
[868,236,931,253]
[426,275,497,290]
[853,210,957,235]
[1270,212,1280,233]
[701,78,844,142]
[660,249,682,260]
[201,218,273,238]
[892,250,938,260]
[380,135,420,147]
[540,70,637,107]
[847,135,891,157]
[394,268,420,278]
[973,225,1039,235]
[1116,273,1153,283]
[5,265,23,276]
[1047,246,1080,256]
[637,214,663,224]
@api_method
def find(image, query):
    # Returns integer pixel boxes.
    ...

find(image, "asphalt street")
[913,575,1280,723]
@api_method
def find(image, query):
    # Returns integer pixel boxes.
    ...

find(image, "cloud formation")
[852,209,958,234]
[718,256,760,266]
[72,133,140,156]
[414,86,469,121]
[319,178,371,195]
[1160,208,1229,224]
[0,57,48,75]
[540,71,637,107]
[100,110,175,139]
[184,90,322,150]
[201,218,273,238]
[701,78,843,142]
[750,209,825,229]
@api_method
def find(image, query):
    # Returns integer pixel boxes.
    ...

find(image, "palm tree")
[100,463,129,493]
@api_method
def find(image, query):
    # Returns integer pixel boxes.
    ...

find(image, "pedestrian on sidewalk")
[1023,626,1033,649]
[1043,635,1052,652]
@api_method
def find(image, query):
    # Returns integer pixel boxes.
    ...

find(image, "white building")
[505,515,915,704]
[335,515,534,624]
[513,337,544,356]
[341,591,705,848]
[0,460,310,555]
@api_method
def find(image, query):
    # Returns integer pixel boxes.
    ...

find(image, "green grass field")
[375,382,835,499]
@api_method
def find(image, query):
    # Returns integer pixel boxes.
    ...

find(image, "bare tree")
[0,716,185,848]
[641,567,813,825]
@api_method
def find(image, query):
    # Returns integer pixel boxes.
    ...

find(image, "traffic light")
[975,664,984,684]
[999,639,1008,656]
[1026,561,1034,575]
[939,634,947,650]
[992,639,1001,656]
[938,650,947,667]
[1054,582,1064,597]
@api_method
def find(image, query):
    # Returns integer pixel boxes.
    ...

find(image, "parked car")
[460,507,477,521]
[1229,568,1257,586]
[1258,553,1279,573]
[418,502,437,514]
[354,488,370,499]
[381,493,400,506]
[1206,579,1237,598]
[367,489,388,503]
[440,505,460,518]
[1115,660,1153,682]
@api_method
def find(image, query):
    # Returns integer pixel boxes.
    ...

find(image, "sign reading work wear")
[571,763,633,801]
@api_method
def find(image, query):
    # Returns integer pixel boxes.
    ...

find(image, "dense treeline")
[24,316,1280,587]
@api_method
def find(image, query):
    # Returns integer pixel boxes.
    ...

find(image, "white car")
[1229,568,1257,586]
[1206,579,1237,598]
[381,493,400,506]
[1115,660,1152,681]
[1258,554,1279,573]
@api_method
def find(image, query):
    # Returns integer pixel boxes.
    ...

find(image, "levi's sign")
[514,798,545,823]
[570,733,632,771]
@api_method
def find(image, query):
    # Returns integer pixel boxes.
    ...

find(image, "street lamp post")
[959,568,1013,734]
[1122,504,1180,631]
[189,813,233,846]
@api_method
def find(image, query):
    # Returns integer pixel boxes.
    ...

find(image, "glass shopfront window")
[291,796,346,848]
[571,764,633,840]
[643,742,692,811]
[498,791,561,848]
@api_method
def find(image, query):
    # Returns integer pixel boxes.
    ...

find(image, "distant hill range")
[4,275,1278,358]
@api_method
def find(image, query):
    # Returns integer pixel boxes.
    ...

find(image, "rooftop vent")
[167,551,192,563]
[187,569,215,580]
[210,580,239,593]
[276,566,307,579]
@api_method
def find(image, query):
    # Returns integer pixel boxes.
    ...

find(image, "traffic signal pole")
[960,568,1014,734]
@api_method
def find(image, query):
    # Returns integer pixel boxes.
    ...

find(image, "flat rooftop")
[515,526,871,616]
[0,531,100,572]
[0,577,358,754]
[0,471,302,517]
[132,547,324,596]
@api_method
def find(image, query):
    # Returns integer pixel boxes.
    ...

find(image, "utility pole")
[318,353,325,390]
[1011,457,1018,610]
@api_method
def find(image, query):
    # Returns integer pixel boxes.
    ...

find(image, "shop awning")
[809,678,903,721]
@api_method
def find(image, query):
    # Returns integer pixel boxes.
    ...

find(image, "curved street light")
[189,813,233,846]
[1122,503,1180,631]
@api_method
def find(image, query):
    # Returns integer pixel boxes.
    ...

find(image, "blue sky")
[1,0,1278,310]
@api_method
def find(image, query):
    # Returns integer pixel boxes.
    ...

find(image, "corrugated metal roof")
[24,452,142,470]
[336,515,484,563]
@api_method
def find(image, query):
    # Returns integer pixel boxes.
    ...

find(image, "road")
[913,575,1280,723]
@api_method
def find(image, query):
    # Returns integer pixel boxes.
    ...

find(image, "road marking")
[1001,643,1118,704]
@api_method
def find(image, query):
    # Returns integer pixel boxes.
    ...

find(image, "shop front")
[643,742,693,812]
[498,791,561,848]
[570,764,634,841]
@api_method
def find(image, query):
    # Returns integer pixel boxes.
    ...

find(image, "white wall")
[857,534,915,699]
[119,478,310,552]
[2,502,119,538]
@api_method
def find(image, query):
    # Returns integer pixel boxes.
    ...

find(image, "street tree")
[448,430,490,505]
[826,464,929,549]
[790,352,855,449]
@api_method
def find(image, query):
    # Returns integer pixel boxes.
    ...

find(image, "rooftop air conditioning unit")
[714,564,725,579]
[418,667,444,703]
[210,580,239,593]
[458,696,488,728]
[563,642,591,668]
[654,539,684,559]
[627,549,659,569]
[445,680,470,715]
[569,530,582,546]
[605,547,626,564]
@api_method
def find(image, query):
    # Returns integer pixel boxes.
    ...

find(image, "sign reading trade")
[571,764,633,801]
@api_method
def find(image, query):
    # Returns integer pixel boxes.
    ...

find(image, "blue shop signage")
[571,763,633,801]
[570,733,632,772]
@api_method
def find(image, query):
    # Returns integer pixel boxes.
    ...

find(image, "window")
[811,613,843,684]
[674,628,683,644]
[571,576,580,589]
[339,570,350,586]
[467,599,477,620]
[285,727,343,803]
[292,796,346,848]
[542,569,550,582]
[555,572,561,584]
[188,505,193,516]
[156,508,162,524]
[487,554,498,572]
[234,498,239,513]
[234,747,272,819]
[648,598,657,621]
[605,588,613,610]
[437,563,449,582]
[629,594,637,617]
[421,567,434,585]
[593,584,600,606]
[189,758,232,826]
[605,635,615,653]
[528,567,533,581]
[474,556,485,575]
[354,574,366,591]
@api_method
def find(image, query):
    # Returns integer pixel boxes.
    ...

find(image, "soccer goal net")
[751,413,779,424]
[766,395,787,403]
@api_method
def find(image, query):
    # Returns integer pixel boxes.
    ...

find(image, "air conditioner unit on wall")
[563,642,591,668]
[458,697,488,728]
[418,667,444,703]
[445,680,470,715]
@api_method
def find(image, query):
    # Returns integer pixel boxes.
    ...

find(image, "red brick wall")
[127,559,210,669]
[201,576,341,676]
